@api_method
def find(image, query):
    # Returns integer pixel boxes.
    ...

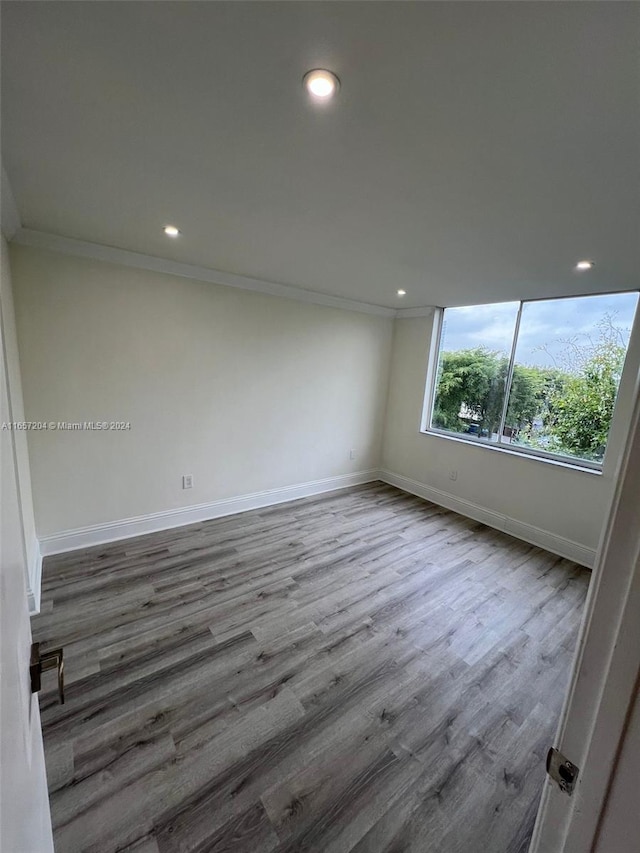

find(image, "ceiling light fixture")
[163,225,180,237]
[575,259,595,271]
[397,289,407,297]
[303,69,340,101]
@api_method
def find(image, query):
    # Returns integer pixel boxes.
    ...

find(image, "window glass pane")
[503,292,639,463]
[430,302,519,442]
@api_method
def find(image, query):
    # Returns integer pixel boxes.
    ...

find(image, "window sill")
[420,428,604,475]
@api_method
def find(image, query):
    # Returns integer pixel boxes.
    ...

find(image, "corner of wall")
[379,469,596,568]
[27,542,42,615]
[1,235,41,612]
[379,309,436,472]
[378,315,399,470]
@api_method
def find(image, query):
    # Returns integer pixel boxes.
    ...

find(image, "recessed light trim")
[163,225,180,237]
[575,259,595,271]
[303,69,340,101]
[397,289,407,297]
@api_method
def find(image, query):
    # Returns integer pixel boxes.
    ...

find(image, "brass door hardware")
[546,747,579,795]
[30,642,64,704]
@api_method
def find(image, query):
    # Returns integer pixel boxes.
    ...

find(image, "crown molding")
[12,228,399,318]
[395,306,436,318]
[1,166,21,240]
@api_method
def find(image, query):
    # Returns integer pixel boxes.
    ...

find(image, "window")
[426,292,639,468]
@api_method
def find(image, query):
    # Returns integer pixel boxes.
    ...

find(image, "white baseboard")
[27,542,42,615]
[379,469,595,568]
[38,470,380,557]
[34,465,594,611]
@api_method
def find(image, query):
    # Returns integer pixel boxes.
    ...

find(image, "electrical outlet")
[182,474,193,490]
[449,470,458,481]
[349,449,356,460]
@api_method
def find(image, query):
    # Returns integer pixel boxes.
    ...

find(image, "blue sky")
[440,292,639,369]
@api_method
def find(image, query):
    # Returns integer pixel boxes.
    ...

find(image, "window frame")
[421,291,639,473]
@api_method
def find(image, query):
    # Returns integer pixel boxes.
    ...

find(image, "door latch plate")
[30,642,65,704]
[546,747,579,796]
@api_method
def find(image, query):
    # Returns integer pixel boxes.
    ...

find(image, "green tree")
[545,334,626,460]
[505,365,546,432]
[432,316,629,460]
[432,348,509,436]
[514,315,627,460]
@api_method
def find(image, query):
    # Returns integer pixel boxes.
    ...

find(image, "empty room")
[2,3,640,853]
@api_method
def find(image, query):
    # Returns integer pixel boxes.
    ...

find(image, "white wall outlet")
[349,449,356,460]
[449,470,458,481]
[182,474,193,489]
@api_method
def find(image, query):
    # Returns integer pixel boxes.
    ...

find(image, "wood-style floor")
[32,483,589,853]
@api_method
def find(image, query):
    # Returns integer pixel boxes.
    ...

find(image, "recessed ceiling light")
[575,259,595,271]
[397,289,407,297]
[303,69,340,101]
[163,225,180,237]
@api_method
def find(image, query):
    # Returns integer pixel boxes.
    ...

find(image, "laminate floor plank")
[33,482,589,852]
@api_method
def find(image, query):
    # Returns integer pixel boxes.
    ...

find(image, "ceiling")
[1,1,638,310]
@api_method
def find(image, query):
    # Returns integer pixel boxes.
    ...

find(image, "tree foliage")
[432,317,628,462]
[432,348,507,435]
[543,334,626,459]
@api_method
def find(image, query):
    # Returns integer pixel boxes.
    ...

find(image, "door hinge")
[546,747,579,796]
[30,642,65,705]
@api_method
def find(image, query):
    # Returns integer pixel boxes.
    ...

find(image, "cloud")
[441,293,638,368]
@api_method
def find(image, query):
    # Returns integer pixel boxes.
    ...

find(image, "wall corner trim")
[37,470,381,557]
[27,543,42,615]
[1,166,21,240]
[379,469,596,568]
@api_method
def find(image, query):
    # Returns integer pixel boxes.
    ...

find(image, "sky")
[440,292,639,369]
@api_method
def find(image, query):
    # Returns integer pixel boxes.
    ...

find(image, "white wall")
[11,245,393,540]
[0,236,53,853]
[381,311,640,564]
[11,241,639,565]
